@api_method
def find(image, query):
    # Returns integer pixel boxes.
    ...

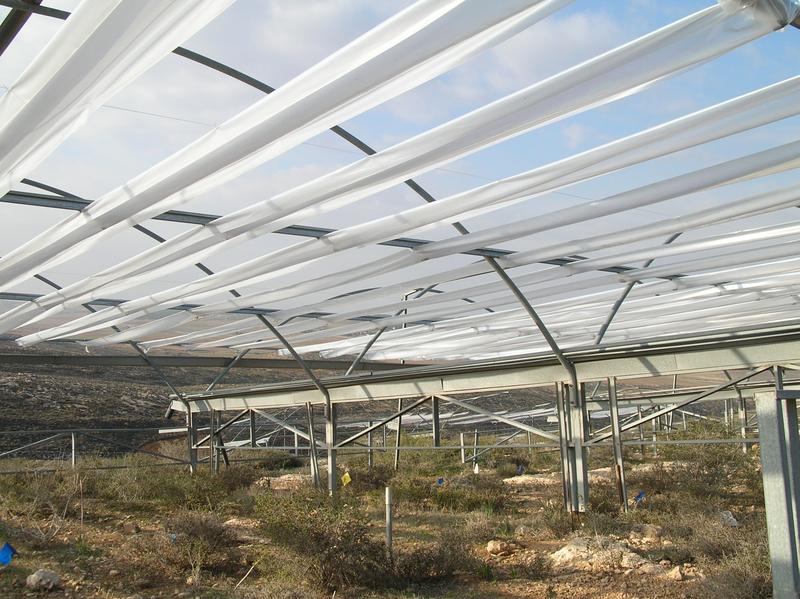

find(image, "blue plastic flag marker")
[633,491,646,508]
[0,542,17,566]
[436,477,444,486]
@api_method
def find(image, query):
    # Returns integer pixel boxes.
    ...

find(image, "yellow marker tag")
[341,471,352,486]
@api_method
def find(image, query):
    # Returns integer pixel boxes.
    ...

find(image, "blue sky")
[0,0,799,322]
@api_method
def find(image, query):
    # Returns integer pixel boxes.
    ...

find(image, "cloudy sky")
[0,0,799,341]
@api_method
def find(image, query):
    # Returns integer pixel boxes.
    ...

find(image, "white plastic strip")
[7,70,800,336]
[0,0,570,289]
[0,0,235,196]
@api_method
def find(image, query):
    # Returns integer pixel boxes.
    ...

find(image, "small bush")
[257,450,304,471]
[394,527,485,584]
[163,511,237,583]
[392,473,508,512]
[254,488,486,592]
[696,536,772,599]
[494,462,521,479]
[256,489,389,591]
[538,499,574,538]
[340,463,394,494]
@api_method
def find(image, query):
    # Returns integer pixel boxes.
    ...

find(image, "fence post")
[249,410,257,448]
[367,421,373,468]
[393,399,402,471]
[70,433,77,470]
[460,432,466,464]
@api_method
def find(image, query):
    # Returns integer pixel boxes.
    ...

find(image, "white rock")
[26,569,62,591]
[641,524,662,540]
[720,510,739,528]
[665,565,685,581]
[621,552,648,568]
[639,563,666,576]
[487,539,514,556]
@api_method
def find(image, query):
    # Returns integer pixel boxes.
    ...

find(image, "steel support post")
[431,396,441,447]
[210,410,218,473]
[607,378,628,512]
[306,403,320,488]
[184,403,197,474]
[738,397,748,452]
[253,314,336,495]
[555,383,572,511]
[70,432,77,470]
[566,383,589,513]
[325,403,337,492]
[294,432,299,456]
[755,368,800,598]
[637,407,646,455]
[367,422,373,468]
[249,410,256,448]
[460,432,466,464]
[393,399,402,471]
[472,429,479,465]
[651,417,658,457]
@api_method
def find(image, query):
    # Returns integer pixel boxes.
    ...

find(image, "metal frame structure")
[0,2,799,596]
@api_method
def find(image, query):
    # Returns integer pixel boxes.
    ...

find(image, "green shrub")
[494,462,521,479]
[255,489,389,591]
[256,450,305,471]
[254,488,487,592]
[392,473,508,512]
[163,510,238,583]
[538,499,574,538]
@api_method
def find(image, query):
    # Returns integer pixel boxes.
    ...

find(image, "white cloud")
[563,123,589,149]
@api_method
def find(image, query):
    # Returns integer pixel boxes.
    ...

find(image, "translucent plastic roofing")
[1,0,800,363]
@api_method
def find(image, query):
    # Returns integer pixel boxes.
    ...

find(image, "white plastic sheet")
[0,0,234,196]
[7,0,800,358]
[2,0,791,341]
[0,0,570,289]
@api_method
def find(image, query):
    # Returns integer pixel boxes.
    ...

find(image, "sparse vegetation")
[0,418,775,598]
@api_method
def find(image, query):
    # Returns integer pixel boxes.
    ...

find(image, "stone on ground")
[486,539,514,556]
[720,510,739,527]
[26,569,62,591]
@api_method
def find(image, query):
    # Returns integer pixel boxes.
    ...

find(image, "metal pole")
[206,349,250,392]
[567,383,589,512]
[460,432,466,464]
[70,433,77,470]
[393,399,402,471]
[325,402,337,490]
[555,383,572,511]
[367,422,373,468]
[385,486,393,553]
[184,402,197,474]
[739,396,748,453]
[594,232,682,345]
[210,410,218,473]
[431,396,440,447]
[608,377,628,512]
[306,403,320,488]
[637,407,645,456]
[651,417,658,457]
[527,431,533,457]
[249,410,256,448]
[294,432,299,456]
[754,367,800,598]
[472,429,479,465]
